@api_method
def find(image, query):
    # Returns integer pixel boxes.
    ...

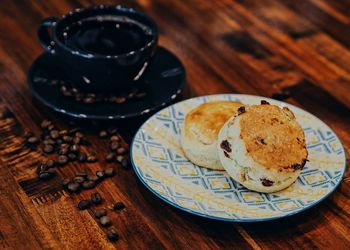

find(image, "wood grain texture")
[0,0,349,249]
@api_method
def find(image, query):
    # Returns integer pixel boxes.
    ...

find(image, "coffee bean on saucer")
[110,141,119,151]
[67,182,80,193]
[121,159,130,169]
[105,153,116,162]
[73,176,85,184]
[107,127,118,135]
[96,171,105,180]
[87,155,97,163]
[91,192,103,205]
[113,202,125,211]
[82,180,96,189]
[83,97,95,104]
[110,135,120,142]
[99,130,108,139]
[57,155,69,166]
[107,228,119,242]
[87,174,99,182]
[116,147,128,155]
[41,120,52,129]
[68,153,77,161]
[61,178,71,188]
[104,167,115,177]
[100,216,111,227]
[70,144,80,152]
[46,159,56,168]
[27,136,39,144]
[43,144,54,154]
[94,208,107,218]
[78,152,87,162]
[77,199,91,210]
[50,130,59,140]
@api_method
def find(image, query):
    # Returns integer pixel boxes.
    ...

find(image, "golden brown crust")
[184,101,243,144]
[239,104,308,172]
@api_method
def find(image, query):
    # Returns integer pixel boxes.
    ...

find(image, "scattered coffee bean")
[91,192,103,205]
[59,147,69,155]
[73,176,85,184]
[50,130,60,139]
[41,120,52,129]
[105,152,116,162]
[74,131,84,138]
[61,178,71,188]
[23,131,33,138]
[96,171,105,180]
[77,199,91,210]
[39,171,55,180]
[87,174,99,182]
[68,153,77,161]
[116,147,128,155]
[43,144,54,154]
[78,152,87,162]
[94,208,107,218]
[57,155,69,165]
[47,124,55,131]
[63,135,73,143]
[110,135,120,142]
[67,182,80,193]
[43,139,55,145]
[27,136,39,144]
[107,228,119,242]
[121,159,130,169]
[110,141,119,151]
[104,167,115,177]
[56,138,63,145]
[59,130,68,136]
[99,130,108,138]
[72,136,81,144]
[76,172,88,178]
[46,159,55,168]
[113,202,125,211]
[107,127,118,135]
[82,180,96,189]
[36,162,48,174]
[100,216,111,227]
[70,144,79,152]
[87,155,97,163]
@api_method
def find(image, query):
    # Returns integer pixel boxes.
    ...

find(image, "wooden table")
[0,0,349,249]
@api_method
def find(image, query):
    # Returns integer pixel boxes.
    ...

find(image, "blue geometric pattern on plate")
[131,94,346,222]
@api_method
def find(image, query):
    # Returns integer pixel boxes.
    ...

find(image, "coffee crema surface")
[62,15,154,55]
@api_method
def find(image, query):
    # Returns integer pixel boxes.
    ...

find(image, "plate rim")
[130,93,347,222]
[27,47,186,120]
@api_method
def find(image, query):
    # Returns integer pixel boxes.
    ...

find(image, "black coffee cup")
[38,5,158,92]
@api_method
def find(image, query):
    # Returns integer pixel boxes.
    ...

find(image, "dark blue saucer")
[27,47,185,120]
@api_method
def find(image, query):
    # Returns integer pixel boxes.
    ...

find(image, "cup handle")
[37,17,59,53]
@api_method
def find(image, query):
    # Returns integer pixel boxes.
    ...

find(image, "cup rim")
[51,5,158,59]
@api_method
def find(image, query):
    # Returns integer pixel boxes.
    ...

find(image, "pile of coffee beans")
[77,192,125,242]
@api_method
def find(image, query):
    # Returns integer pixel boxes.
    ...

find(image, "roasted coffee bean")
[60,85,67,92]
[46,159,55,168]
[40,120,52,129]
[70,144,80,152]
[110,135,120,142]
[50,130,60,139]
[82,180,96,189]
[43,139,55,145]
[105,153,116,162]
[96,171,105,180]
[99,130,108,138]
[91,192,103,204]
[74,131,84,138]
[107,228,119,242]
[59,130,68,136]
[56,139,63,145]
[116,147,128,155]
[68,153,77,161]
[110,141,119,151]
[78,152,87,162]
[100,216,111,227]
[23,131,33,138]
[57,155,69,165]
[113,202,125,211]
[107,127,118,135]
[75,172,87,178]
[47,124,55,131]
[116,155,124,163]
[63,135,73,143]
[73,176,85,184]
[115,97,126,104]
[121,159,130,169]
[87,155,97,163]
[104,167,115,177]
[61,178,71,188]
[94,208,107,218]
[77,199,91,210]
[43,144,54,154]
[59,147,69,155]
[72,136,81,145]
[27,136,39,144]
[67,182,80,193]
[36,163,48,174]
[87,175,99,182]
[39,171,55,180]
[83,97,95,104]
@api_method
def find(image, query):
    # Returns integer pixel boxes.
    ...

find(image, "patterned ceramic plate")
[131,94,346,222]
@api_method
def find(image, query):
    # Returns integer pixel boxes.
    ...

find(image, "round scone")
[181,101,243,170]
[218,101,308,193]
